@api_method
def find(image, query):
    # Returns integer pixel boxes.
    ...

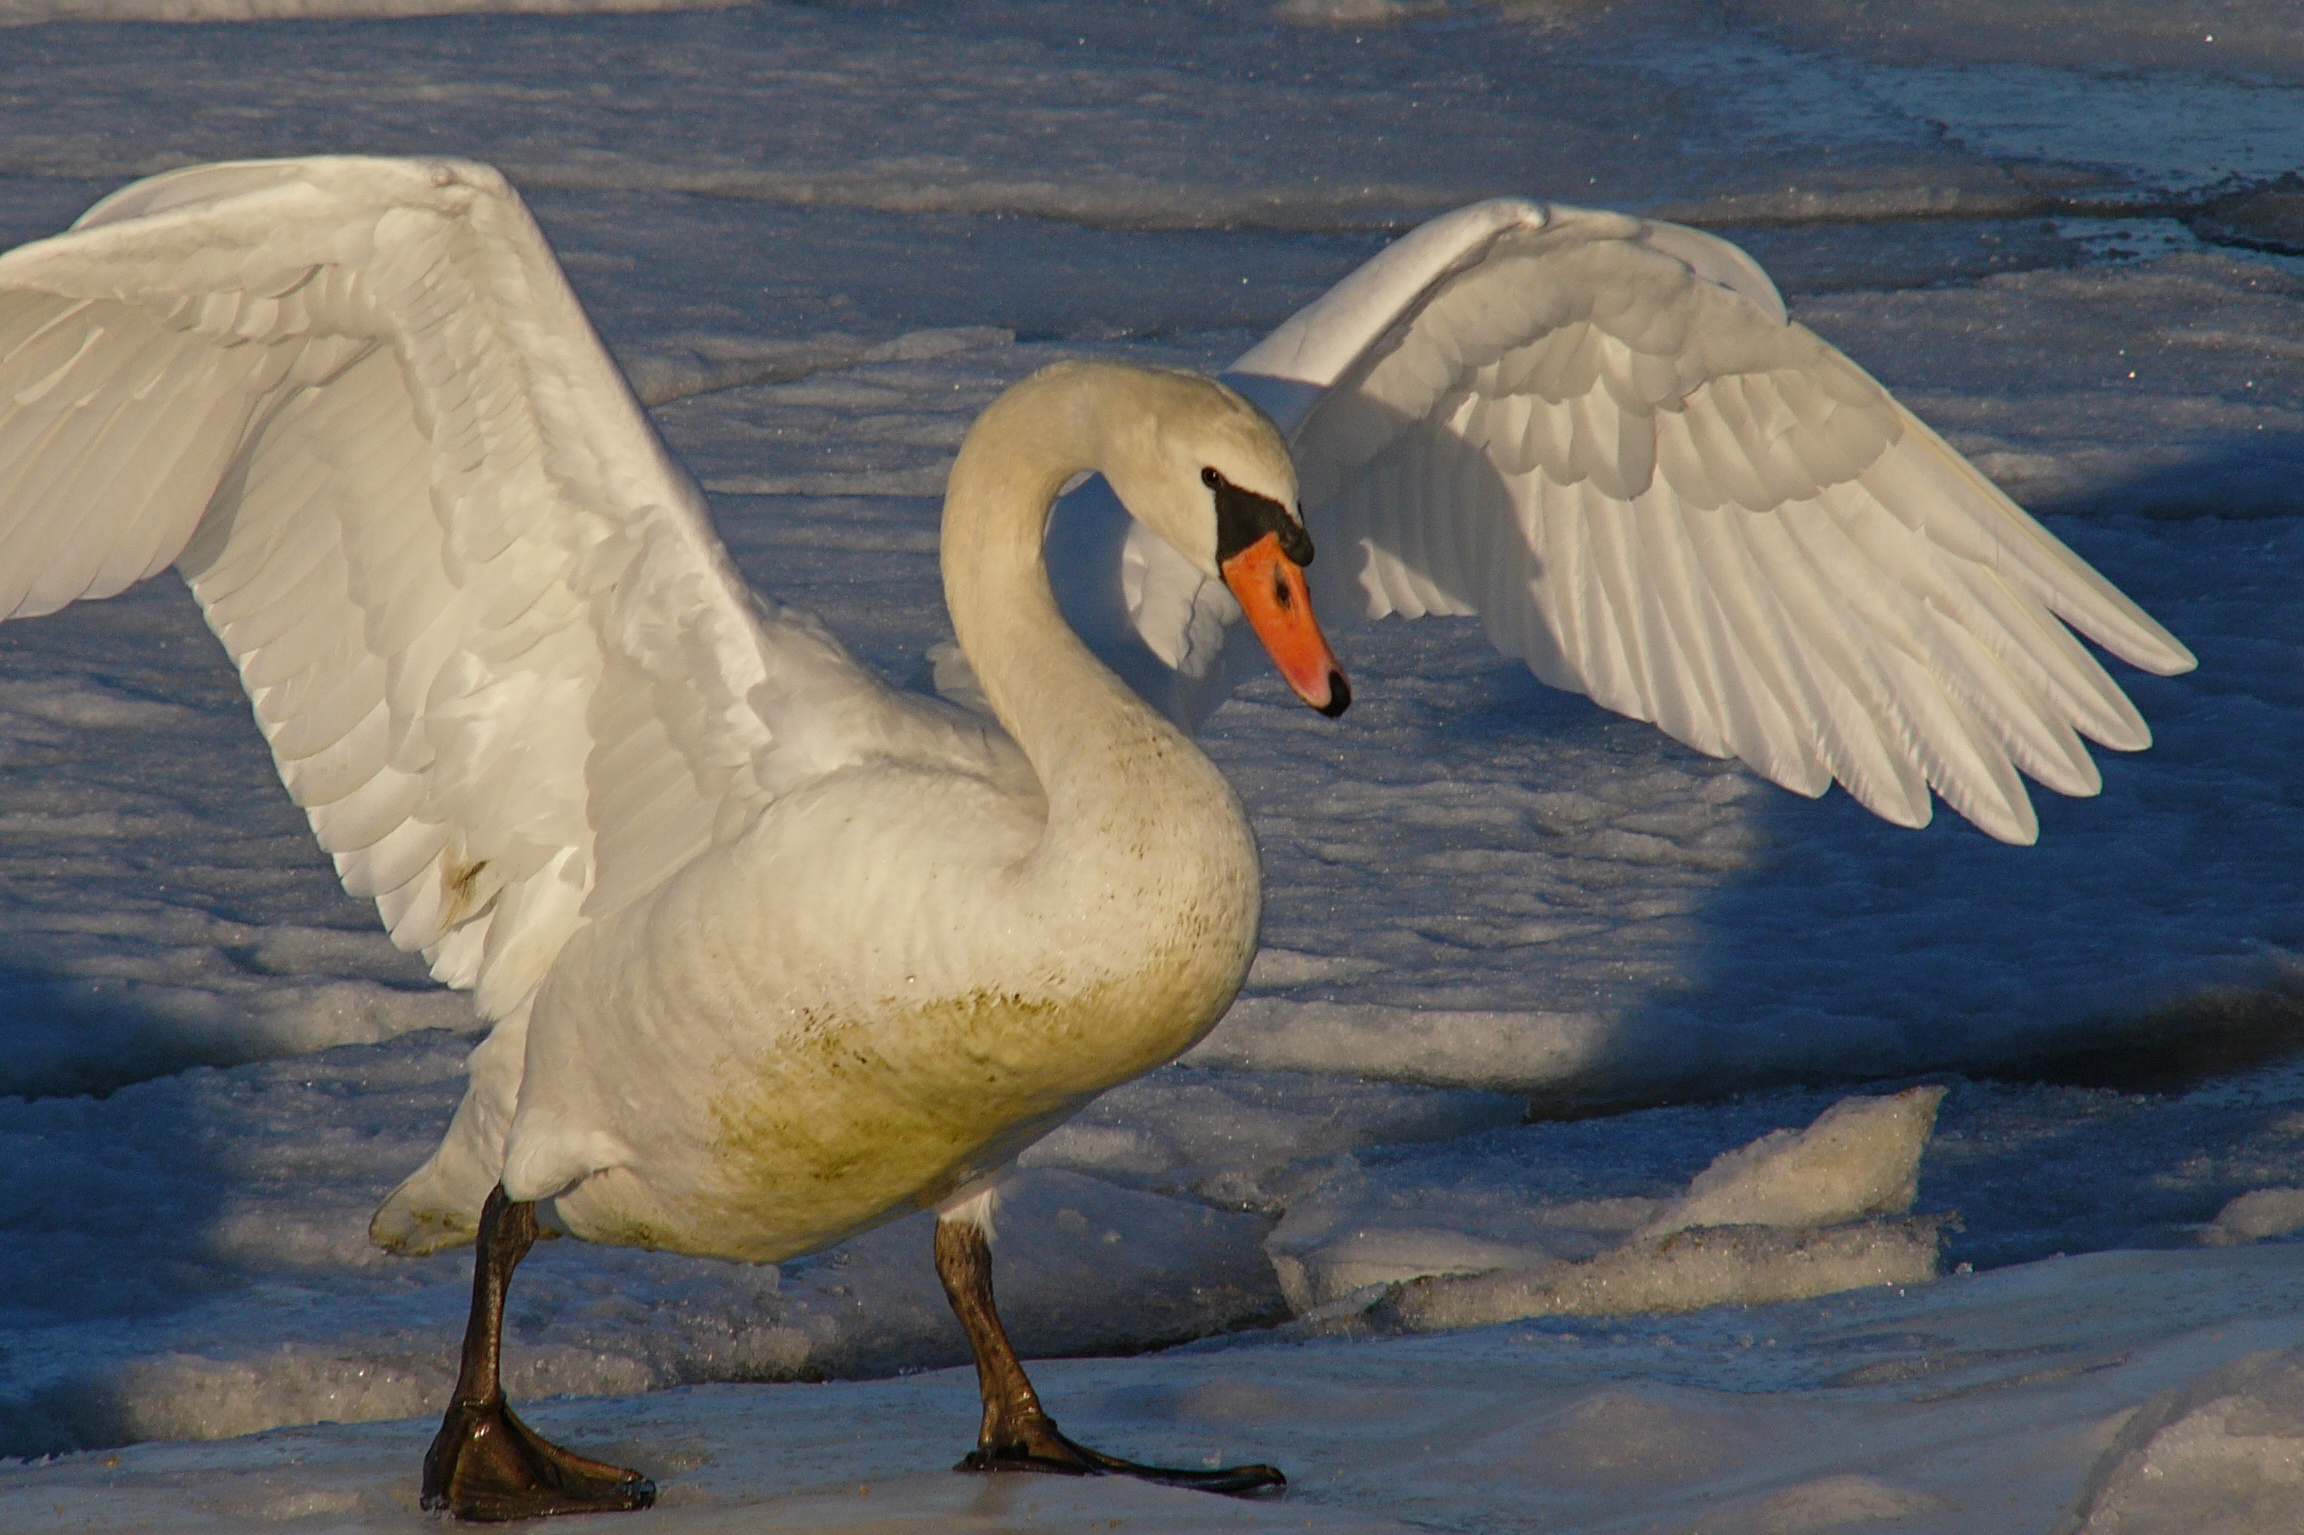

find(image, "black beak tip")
[1316,671,1351,718]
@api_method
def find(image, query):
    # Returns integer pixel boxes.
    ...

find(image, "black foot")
[957,1414,1285,1497]
[422,1397,656,1522]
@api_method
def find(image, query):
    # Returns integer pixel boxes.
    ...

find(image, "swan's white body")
[0,159,2192,1265]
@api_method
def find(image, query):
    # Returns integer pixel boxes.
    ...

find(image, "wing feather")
[14,326,202,595]
[1775,498,2031,836]
[1230,198,2195,844]
[307,761,426,852]
[282,702,396,809]
[1535,470,1601,691]
[92,348,265,592]
[1674,503,1829,796]
[1566,479,1642,717]
[1627,489,1732,757]
[1390,422,1441,616]
[341,813,454,900]
[1817,480,2099,797]
[1738,511,1931,828]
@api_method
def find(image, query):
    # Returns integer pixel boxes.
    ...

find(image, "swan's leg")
[421,1185,656,1521]
[932,1213,1285,1496]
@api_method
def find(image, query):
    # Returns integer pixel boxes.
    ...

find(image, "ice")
[1647,1087,1939,1235]
[620,326,1013,412]
[16,1054,2290,1468]
[15,1242,2304,1533]
[2206,1188,2304,1247]
[1373,1217,1942,1333]
[3,0,2304,1529]
[1016,1067,1526,1210]
[1734,0,2304,87]
[1793,254,2304,520]
[2068,1341,2304,1533]
[0,1032,1527,1457]
[1266,1088,1943,1320]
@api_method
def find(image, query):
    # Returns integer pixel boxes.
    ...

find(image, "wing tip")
[1978,797,2041,847]
[2134,634,2200,679]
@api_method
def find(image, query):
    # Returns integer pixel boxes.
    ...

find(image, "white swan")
[0,158,2190,1514]
[0,155,1345,1513]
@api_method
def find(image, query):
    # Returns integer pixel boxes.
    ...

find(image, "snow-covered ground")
[5,1,2304,1529]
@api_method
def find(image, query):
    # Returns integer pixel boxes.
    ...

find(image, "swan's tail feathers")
[368,1009,530,1255]
[369,1146,492,1255]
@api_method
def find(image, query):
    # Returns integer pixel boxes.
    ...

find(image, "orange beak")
[1222,531,1351,717]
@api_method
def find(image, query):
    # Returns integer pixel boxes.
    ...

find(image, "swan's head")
[1098,368,1352,718]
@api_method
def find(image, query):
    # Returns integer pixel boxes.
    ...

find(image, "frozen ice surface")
[1731,0,2304,85]
[3,1,2304,1529]
[2070,1337,2304,1534]
[15,1243,2304,1533]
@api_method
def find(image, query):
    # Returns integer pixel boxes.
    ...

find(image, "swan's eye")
[1208,467,1315,567]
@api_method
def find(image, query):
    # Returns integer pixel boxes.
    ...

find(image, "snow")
[3,0,2304,1529]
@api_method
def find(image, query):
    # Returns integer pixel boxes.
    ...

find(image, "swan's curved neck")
[939,365,1245,883]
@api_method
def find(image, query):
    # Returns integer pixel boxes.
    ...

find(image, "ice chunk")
[2196,187,2304,257]
[1270,1089,1946,1327]
[2068,1341,2304,1534]
[1639,1086,1943,1237]
[2204,1187,2304,1247]
[1271,1223,1548,1315]
[1373,1217,1944,1332]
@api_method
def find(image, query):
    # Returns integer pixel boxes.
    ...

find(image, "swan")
[0,156,1342,1515]
[0,157,2189,1517]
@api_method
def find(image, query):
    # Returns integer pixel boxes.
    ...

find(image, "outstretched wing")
[0,156,919,1019]
[1208,199,2194,844]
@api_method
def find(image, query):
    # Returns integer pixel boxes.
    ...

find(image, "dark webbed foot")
[933,1209,1286,1500]
[957,1407,1286,1495]
[422,1187,656,1521]
[423,1398,656,1521]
